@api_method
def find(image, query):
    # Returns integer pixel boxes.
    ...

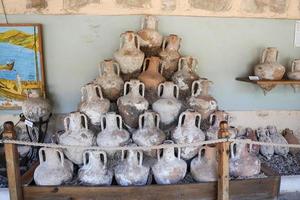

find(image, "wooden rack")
[3,121,280,200]
[236,77,300,94]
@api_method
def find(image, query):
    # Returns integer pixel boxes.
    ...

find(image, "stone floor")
[279,192,300,200]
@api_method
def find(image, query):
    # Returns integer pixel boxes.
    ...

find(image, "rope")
[0,138,227,151]
[2,137,300,151]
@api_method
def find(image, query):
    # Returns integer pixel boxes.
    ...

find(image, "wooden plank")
[21,161,39,186]
[3,121,24,200]
[23,183,217,200]
[236,77,300,85]
[218,121,230,200]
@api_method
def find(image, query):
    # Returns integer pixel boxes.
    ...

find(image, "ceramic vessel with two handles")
[172,56,199,100]
[78,83,110,126]
[152,81,182,130]
[172,110,205,160]
[152,140,187,184]
[132,111,166,157]
[254,47,286,80]
[22,88,52,122]
[117,79,149,129]
[206,110,237,140]
[159,34,181,80]
[137,15,163,57]
[95,59,124,101]
[191,145,218,182]
[138,56,166,104]
[34,148,73,186]
[188,79,218,120]
[78,150,113,185]
[114,31,145,80]
[114,145,150,186]
[229,139,261,177]
[256,127,274,160]
[96,112,130,157]
[58,112,95,165]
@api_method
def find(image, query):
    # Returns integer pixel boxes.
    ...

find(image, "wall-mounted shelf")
[236,77,300,95]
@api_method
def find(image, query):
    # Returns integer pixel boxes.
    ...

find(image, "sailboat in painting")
[0,60,15,71]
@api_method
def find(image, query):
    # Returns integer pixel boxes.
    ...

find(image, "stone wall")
[2,0,300,19]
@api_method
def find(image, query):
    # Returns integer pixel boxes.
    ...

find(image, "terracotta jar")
[229,140,261,177]
[152,81,182,130]
[96,112,130,157]
[288,59,300,80]
[95,59,124,101]
[78,150,113,185]
[159,34,181,80]
[114,145,150,186]
[58,112,95,165]
[22,89,51,122]
[34,148,73,186]
[267,126,289,157]
[254,47,286,80]
[206,110,237,140]
[132,111,166,157]
[152,140,187,184]
[138,57,166,104]
[117,80,149,129]
[191,145,218,182]
[282,128,300,155]
[114,31,145,80]
[244,128,260,155]
[15,123,31,157]
[256,127,274,160]
[188,79,218,120]
[172,56,199,100]
[171,110,205,160]
[137,15,163,57]
[78,83,110,126]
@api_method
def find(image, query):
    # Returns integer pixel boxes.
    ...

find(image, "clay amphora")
[138,57,166,104]
[282,128,300,155]
[78,150,113,185]
[229,140,261,177]
[117,80,149,128]
[188,79,217,120]
[256,127,274,160]
[152,140,187,184]
[34,148,73,186]
[206,110,236,140]
[22,89,51,122]
[159,34,181,80]
[58,112,95,165]
[267,126,289,157]
[78,83,110,126]
[95,59,124,101]
[15,123,31,157]
[114,31,145,80]
[137,15,163,57]
[96,112,130,157]
[152,82,182,130]
[288,59,300,80]
[172,56,199,100]
[132,111,166,157]
[114,145,150,186]
[172,110,205,160]
[245,128,260,155]
[191,145,218,182]
[254,47,286,80]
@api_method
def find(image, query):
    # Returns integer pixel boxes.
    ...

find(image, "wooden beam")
[217,121,230,200]
[3,121,24,200]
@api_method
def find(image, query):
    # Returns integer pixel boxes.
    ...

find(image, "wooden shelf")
[236,77,300,94]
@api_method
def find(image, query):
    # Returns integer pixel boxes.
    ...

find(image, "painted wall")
[1,15,300,114]
[3,0,300,19]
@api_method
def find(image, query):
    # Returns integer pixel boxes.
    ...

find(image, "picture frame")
[0,24,45,110]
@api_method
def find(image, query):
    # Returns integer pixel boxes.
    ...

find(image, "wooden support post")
[3,121,23,200]
[217,121,230,200]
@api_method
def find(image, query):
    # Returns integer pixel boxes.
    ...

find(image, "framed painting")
[0,24,45,110]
